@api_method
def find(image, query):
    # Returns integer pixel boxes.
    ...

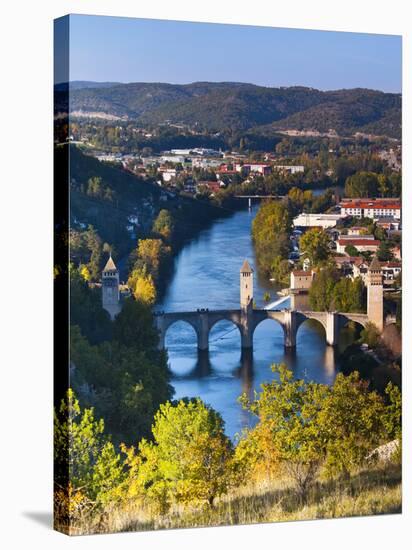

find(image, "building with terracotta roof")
[340,198,401,220]
[336,238,380,254]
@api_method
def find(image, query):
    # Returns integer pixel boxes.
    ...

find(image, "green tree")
[240,365,329,501]
[318,372,387,477]
[344,171,379,198]
[360,321,381,348]
[345,244,359,257]
[125,400,233,512]
[331,276,365,313]
[252,201,292,276]
[152,209,175,242]
[377,241,394,261]
[300,228,331,266]
[378,174,390,197]
[71,308,172,444]
[54,389,125,523]
[112,298,159,350]
[309,268,339,311]
[383,382,402,442]
[240,365,390,500]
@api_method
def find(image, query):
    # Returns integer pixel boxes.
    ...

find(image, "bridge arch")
[337,314,368,331]
[295,312,328,335]
[163,318,200,346]
[208,317,242,349]
[296,316,327,344]
[252,317,286,349]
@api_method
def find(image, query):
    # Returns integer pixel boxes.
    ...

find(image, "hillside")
[65,145,229,259]
[66,81,401,139]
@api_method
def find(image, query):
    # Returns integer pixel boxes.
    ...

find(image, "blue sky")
[66,15,402,92]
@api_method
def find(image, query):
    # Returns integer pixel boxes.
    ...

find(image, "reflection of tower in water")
[238,349,255,432]
[323,345,337,380]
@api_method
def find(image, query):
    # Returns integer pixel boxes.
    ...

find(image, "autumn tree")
[152,209,175,242]
[54,389,125,526]
[123,399,233,513]
[240,365,393,501]
[252,201,291,277]
[239,364,329,502]
[318,372,387,477]
[128,268,157,304]
[135,238,171,282]
[300,227,331,266]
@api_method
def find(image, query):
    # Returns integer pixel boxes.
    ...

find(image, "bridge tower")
[240,260,254,349]
[102,253,121,320]
[240,259,254,311]
[366,256,383,331]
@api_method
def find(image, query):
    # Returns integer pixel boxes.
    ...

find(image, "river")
[157,205,353,439]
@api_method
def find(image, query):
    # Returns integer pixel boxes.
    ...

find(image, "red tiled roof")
[338,239,380,246]
[340,199,401,210]
[292,270,311,277]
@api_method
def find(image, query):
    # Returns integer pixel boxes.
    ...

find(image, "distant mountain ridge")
[63,81,401,138]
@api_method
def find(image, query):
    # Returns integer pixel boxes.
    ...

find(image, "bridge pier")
[326,312,339,346]
[284,310,297,348]
[198,312,209,351]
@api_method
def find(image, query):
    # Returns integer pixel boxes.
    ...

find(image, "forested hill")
[66,81,401,138]
[66,145,229,261]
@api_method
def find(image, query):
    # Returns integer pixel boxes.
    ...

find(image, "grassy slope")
[65,462,401,535]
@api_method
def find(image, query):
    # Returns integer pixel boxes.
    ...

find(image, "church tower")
[102,254,121,320]
[240,259,254,311]
[366,256,383,331]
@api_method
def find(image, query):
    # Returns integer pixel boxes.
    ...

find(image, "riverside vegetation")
[54,364,401,535]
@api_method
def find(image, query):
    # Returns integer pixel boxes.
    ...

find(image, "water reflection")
[159,206,356,438]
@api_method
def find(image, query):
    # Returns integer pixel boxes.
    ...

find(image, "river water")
[157,205,353,439]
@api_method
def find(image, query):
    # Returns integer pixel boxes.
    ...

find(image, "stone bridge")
[154,307,369,351]
[154,258,383,353]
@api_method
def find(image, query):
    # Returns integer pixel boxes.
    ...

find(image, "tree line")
[54,364,401,534]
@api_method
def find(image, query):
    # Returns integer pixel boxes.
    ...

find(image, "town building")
[380,261,402,285]
[191,157,222,169]
[338,233,375,241]
[272,164,305,174]
[375,217,401,231]
[234,162,272,175]
[339,198,401,220]
[290,270,315,292]
[293,212,345,229]
[159,168,178,182]
[196,181,223,194]
[336,238,380,254]
[347,226,369,236]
